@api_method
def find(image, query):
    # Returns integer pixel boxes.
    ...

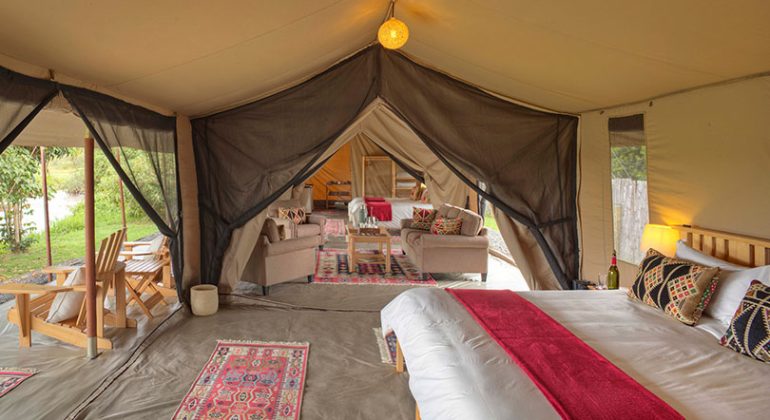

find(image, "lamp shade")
[640,224,679,257]
[378,17,409,50]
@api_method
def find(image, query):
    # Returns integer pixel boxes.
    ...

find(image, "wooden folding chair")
[120,236,173,318]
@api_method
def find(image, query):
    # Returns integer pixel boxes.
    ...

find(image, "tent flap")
[192,46,579,291]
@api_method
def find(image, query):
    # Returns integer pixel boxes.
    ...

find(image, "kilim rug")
[173,340,309,420]
[314,249,437,286]
[323,218,347,238]
[0,368,35,398]
[373,328,398,365]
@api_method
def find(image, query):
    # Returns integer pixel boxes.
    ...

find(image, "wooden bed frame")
[671,224,770,268]
[394,224,770,420]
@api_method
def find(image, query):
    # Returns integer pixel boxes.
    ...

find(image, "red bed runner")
[364,197,392,221]
[446,289,683,420]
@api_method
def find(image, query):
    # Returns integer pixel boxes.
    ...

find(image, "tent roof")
[0,1,768,116]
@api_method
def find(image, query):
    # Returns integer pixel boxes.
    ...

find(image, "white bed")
[381,287,770,420]
[348,197,432,230]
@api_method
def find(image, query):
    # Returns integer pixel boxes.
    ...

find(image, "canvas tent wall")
[192,46,578,294]
[579,74,770,286]
[307,142,352,202]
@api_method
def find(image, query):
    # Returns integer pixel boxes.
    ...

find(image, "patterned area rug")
[173,340,309,420]
[324,218,347,238]
[314,249,437,286]
[0,368,35,398]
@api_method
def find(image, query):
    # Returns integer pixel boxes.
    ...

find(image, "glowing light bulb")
[378,17,409,50]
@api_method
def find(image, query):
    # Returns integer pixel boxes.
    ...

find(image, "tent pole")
[40,147,52,281]
[116,152,127,230]
[84,135,97,359]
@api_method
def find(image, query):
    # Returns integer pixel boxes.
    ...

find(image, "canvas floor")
[0,211,525,419]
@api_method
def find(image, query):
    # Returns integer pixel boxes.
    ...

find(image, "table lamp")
[640,224,679,257]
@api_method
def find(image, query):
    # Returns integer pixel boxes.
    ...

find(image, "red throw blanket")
[364,197,392,221]
[446,289,683,420]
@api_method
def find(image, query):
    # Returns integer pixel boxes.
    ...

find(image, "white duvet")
[348,197,432,230]
[381,288,770,420]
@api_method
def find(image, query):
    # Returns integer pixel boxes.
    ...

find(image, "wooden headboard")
[671,225,770,268]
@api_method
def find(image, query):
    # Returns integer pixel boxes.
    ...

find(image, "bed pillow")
[720,280,770,363]
[675,240,748,271]
[703,265,770,325]
[673,239,770,325]
[430,216,462,235]
[629,249,720,325]
[47,267,86,323]
[412,207,436,231]
[277,207,306,225]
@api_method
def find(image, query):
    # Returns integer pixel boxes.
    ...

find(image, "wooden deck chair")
[1,229,129,349]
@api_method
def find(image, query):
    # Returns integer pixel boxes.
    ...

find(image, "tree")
[0,146,68,252]
[610,146,647,181]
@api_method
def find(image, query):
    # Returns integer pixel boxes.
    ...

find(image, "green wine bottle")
[607,250,620,290]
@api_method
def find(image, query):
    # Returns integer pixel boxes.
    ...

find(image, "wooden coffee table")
[346,224,392,273]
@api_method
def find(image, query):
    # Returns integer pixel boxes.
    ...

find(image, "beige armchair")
[267,198,326,247]
[243,219,317,295]
[400,204,489,281]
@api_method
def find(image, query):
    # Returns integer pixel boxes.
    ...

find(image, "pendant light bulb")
[378,2,408,50]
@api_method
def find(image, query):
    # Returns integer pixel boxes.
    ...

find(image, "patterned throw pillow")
[430,216,462,235]
[412,207,436,231]
[277,207,306,225]
[629,249,719,325]
[721,280,770,363]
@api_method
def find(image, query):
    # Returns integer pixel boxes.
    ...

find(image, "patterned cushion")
[629,249,720,325]
[430,216,463,235]
[721,280,770,363]
[277,207,306,225]
[412,207,436,231]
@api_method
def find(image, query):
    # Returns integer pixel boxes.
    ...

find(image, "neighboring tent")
[192,46,578,292]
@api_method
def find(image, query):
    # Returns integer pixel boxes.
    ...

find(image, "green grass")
[484,213,499,231]
[0,217,157,282]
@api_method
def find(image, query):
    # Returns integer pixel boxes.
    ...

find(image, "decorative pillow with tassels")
[629,249,720,325]
[721,280,770,363]
[430,216,463,235]
[412,207,436,231]
[277,207,306,225]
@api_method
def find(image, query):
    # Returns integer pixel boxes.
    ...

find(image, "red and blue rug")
[0,368,35,398]
[314,249,437,286]
[173,340,309,420]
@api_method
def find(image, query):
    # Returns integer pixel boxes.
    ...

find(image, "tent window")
[608,114,648,264]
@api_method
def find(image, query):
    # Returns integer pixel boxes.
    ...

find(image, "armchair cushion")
[295,223,321,239]
[47,267,85,323]
[420,233,489,249]
[400,219,414,229]
[307,214,326,231]
[265,235,319,256]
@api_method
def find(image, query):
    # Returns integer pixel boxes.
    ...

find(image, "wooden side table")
[347,224,392,273]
